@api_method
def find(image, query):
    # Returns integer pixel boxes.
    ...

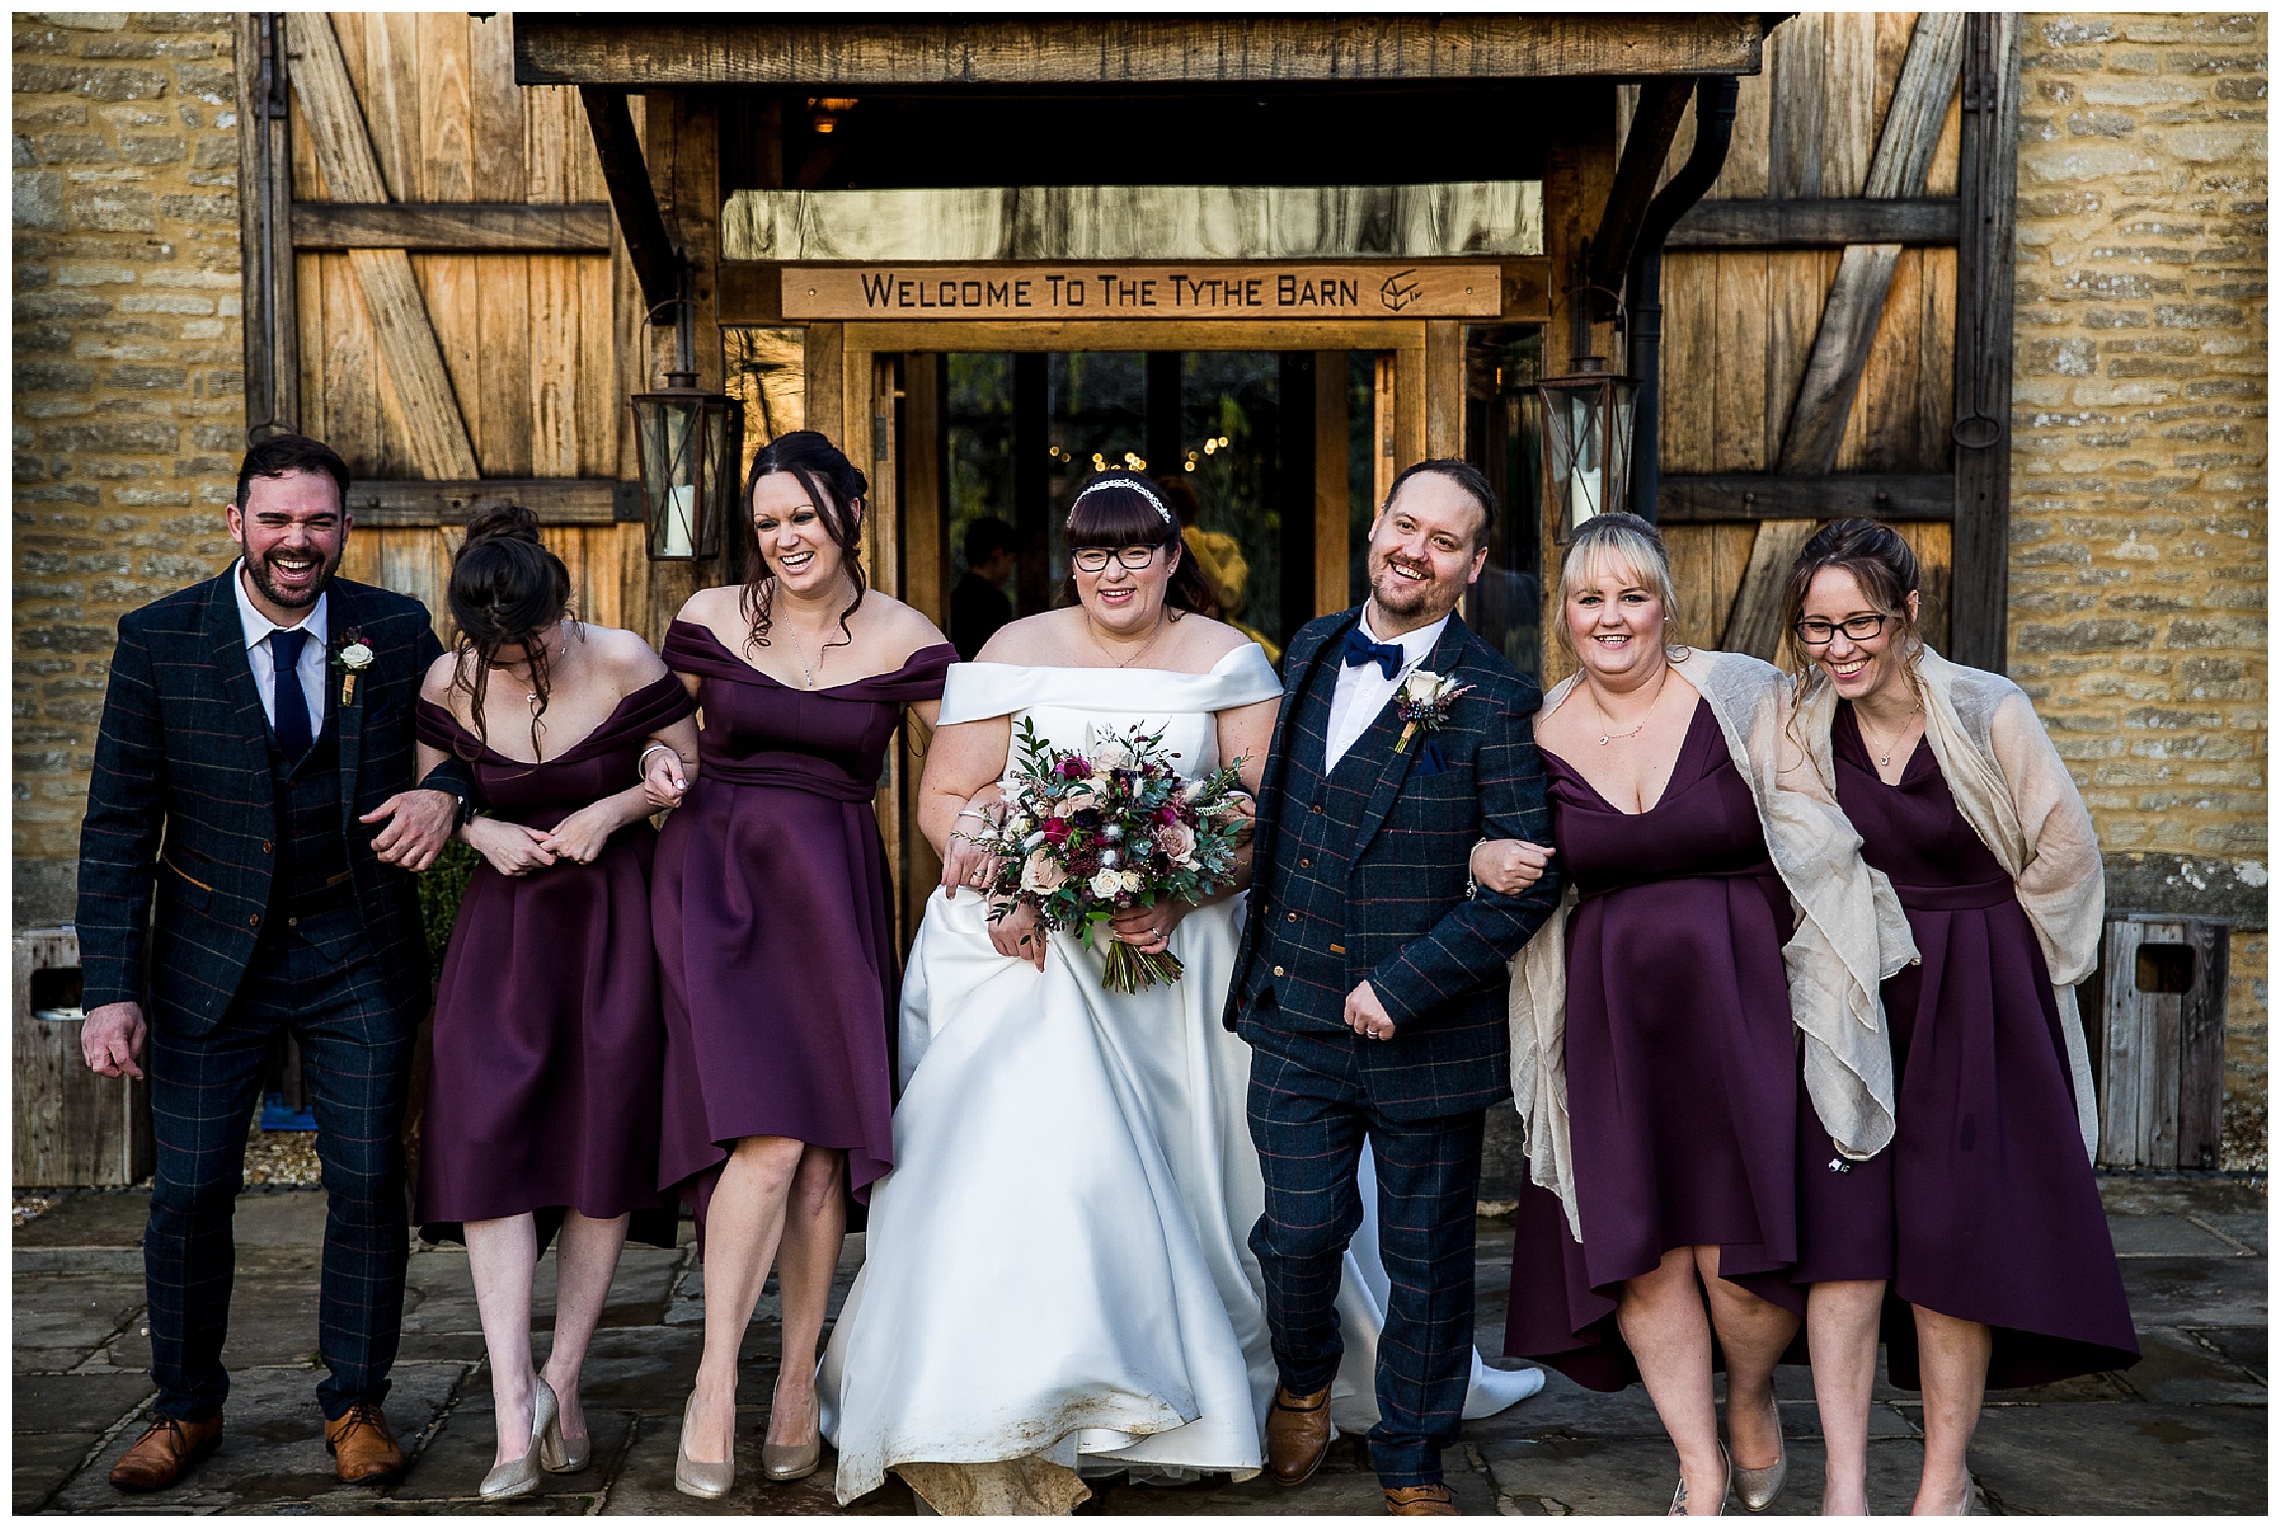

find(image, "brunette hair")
[445,502,573,762]
[1056,470,1219,619]
[235,432,350,512]
[1557,512,1684,657]
[741,430,867,654]
[1779,517,1923,691]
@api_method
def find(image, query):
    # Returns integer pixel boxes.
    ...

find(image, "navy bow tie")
[1341,627,1405,680]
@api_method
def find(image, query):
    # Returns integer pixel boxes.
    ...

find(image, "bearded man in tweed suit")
[76,434,475,1492]
[1225,460,1565,1515]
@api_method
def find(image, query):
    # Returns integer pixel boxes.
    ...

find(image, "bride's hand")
[988,898,1048,971]
[940,799,1003,897]
[1109,899,1186,954]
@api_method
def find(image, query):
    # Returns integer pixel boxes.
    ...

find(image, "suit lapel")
[202,568,276,808]
[1255,613,1357,848]
[1345,614,1473,863]
[330,582,364,838]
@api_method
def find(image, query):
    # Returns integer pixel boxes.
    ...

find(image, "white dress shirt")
[1323,607,1450,771]
[231,558,328,739]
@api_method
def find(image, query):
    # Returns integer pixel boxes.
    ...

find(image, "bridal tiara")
[1072,476,1174,527]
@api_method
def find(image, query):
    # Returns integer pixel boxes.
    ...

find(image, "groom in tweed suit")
[75,434,473,1491]
[1226,460,1564,1514]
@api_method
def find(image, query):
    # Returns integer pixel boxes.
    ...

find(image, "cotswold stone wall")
[2013,13,2268,1121]
[12,12,243,921]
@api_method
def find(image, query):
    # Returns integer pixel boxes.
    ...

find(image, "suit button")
[1273,964,1285,977]
[1286,911,1298,923]
[261,840,273,854]
[1299,857,1311,869]
[248,914,260,928]
[287,916,298,928]
[1310,804,1323,814]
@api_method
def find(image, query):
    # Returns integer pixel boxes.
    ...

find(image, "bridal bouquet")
[967,718,1251,993]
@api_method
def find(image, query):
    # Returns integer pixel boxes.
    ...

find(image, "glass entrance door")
[935,349,1357,662]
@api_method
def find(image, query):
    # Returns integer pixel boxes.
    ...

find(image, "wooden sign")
[781,264,1502,321]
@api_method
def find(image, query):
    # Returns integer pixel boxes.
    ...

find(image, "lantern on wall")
[1535,357,1639,534]
[631,364,745,561]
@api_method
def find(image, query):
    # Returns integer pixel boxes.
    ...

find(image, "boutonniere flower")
[331,628,374,705]
[1394,668,1472,754]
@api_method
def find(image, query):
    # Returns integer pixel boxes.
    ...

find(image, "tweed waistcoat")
[269,705,354,917]
[1253,649,1382,1030]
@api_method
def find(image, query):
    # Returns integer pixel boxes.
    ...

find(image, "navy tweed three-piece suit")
[1224,606,1564,1487]
[76,568,468,1424]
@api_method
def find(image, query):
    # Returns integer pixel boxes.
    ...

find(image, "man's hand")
[362,788,457,871]
[81,1001,148,1080]
[1344,980,1396,1043]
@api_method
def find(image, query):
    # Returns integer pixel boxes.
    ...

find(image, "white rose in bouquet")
[1086,739,1133,771]
[1022,850,1067,895]
[1088,868,1126,899]
[1119,869,1145,894]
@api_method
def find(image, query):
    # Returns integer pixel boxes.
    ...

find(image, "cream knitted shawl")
[1795,646,2104,1159]
[1507,648,1914,1238]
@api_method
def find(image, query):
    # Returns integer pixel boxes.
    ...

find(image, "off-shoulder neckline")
[669,619,955,693]
[952,642,1266,680]
[416,671,683,767]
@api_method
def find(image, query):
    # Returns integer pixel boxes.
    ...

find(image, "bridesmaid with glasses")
[1781,519,2136,1515]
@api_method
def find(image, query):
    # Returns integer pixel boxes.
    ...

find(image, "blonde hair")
[1558,512,1683,657]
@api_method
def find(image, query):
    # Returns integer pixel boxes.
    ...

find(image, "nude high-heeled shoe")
[1732,1394,1787,1512]
[675,1393,735,1499]
[479,1379,556,1501]
[537,1386,589,1474]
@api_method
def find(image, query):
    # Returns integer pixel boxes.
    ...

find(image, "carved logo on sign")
[781,264,1501,321]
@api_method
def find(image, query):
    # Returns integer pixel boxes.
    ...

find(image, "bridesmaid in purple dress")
[412,504,698,1498]
[1482,515,1901,1515]
[645,431,954,1496]
[1783,520,2136,1515]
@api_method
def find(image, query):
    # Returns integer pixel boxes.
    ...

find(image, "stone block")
[1969,1400,2265,1515]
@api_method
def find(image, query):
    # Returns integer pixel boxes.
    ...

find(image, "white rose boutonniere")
[1394,667,1472,755]
[332,628,374,705]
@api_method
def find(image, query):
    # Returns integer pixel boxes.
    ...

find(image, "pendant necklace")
[1587,665,1669,746]
[1092,613,1169,669]
[1857,705,1921,770]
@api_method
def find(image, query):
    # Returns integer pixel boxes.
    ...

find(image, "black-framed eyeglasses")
[1793,613,1889,646]
[1070,545,1160,573]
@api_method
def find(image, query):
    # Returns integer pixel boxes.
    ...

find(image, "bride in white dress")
[820,475,1535,1513]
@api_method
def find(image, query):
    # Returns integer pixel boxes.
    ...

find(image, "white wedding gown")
[820,648,1537,1511]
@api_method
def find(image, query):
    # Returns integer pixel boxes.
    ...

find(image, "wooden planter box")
[2095,914,2229,1171]
[13,928,153,1188]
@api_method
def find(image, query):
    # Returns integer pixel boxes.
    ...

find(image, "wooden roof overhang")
[513,15,1777,88]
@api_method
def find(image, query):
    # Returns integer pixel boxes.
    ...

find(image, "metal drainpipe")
[1626,76,1740,525]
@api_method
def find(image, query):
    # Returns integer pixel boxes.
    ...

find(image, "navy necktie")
[1341,626,1404,680]
[268,628,312,761]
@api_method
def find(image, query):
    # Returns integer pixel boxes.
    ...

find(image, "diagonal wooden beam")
[1587,79,1695,298]
[1775,11,1968,475]
[285,13,481,481]
[579,86,681,317]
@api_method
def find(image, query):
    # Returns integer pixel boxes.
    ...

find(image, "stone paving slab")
[14,1175,2267,1515]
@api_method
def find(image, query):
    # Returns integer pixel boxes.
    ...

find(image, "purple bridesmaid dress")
[1504,697,1803,1391]
[1792,702,2138,1387]
[650,621,956,1231]
[415,673,695,1247]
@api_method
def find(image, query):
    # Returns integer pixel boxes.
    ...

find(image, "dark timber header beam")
[516,16,1773,87]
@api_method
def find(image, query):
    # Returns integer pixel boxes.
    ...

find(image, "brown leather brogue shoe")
[1384,1482,1459,1515]
[324,1403,407,1485]
[1263,1383,1333,1487]
[109,1413,223,1491]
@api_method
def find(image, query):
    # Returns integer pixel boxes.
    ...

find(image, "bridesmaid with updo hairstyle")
[412,503,699,1499]
[646,431,956,1496]
[1781,518,2136,1515]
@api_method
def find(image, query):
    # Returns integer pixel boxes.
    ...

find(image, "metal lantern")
[1535,357,1639,534]
[631,367,744,561]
